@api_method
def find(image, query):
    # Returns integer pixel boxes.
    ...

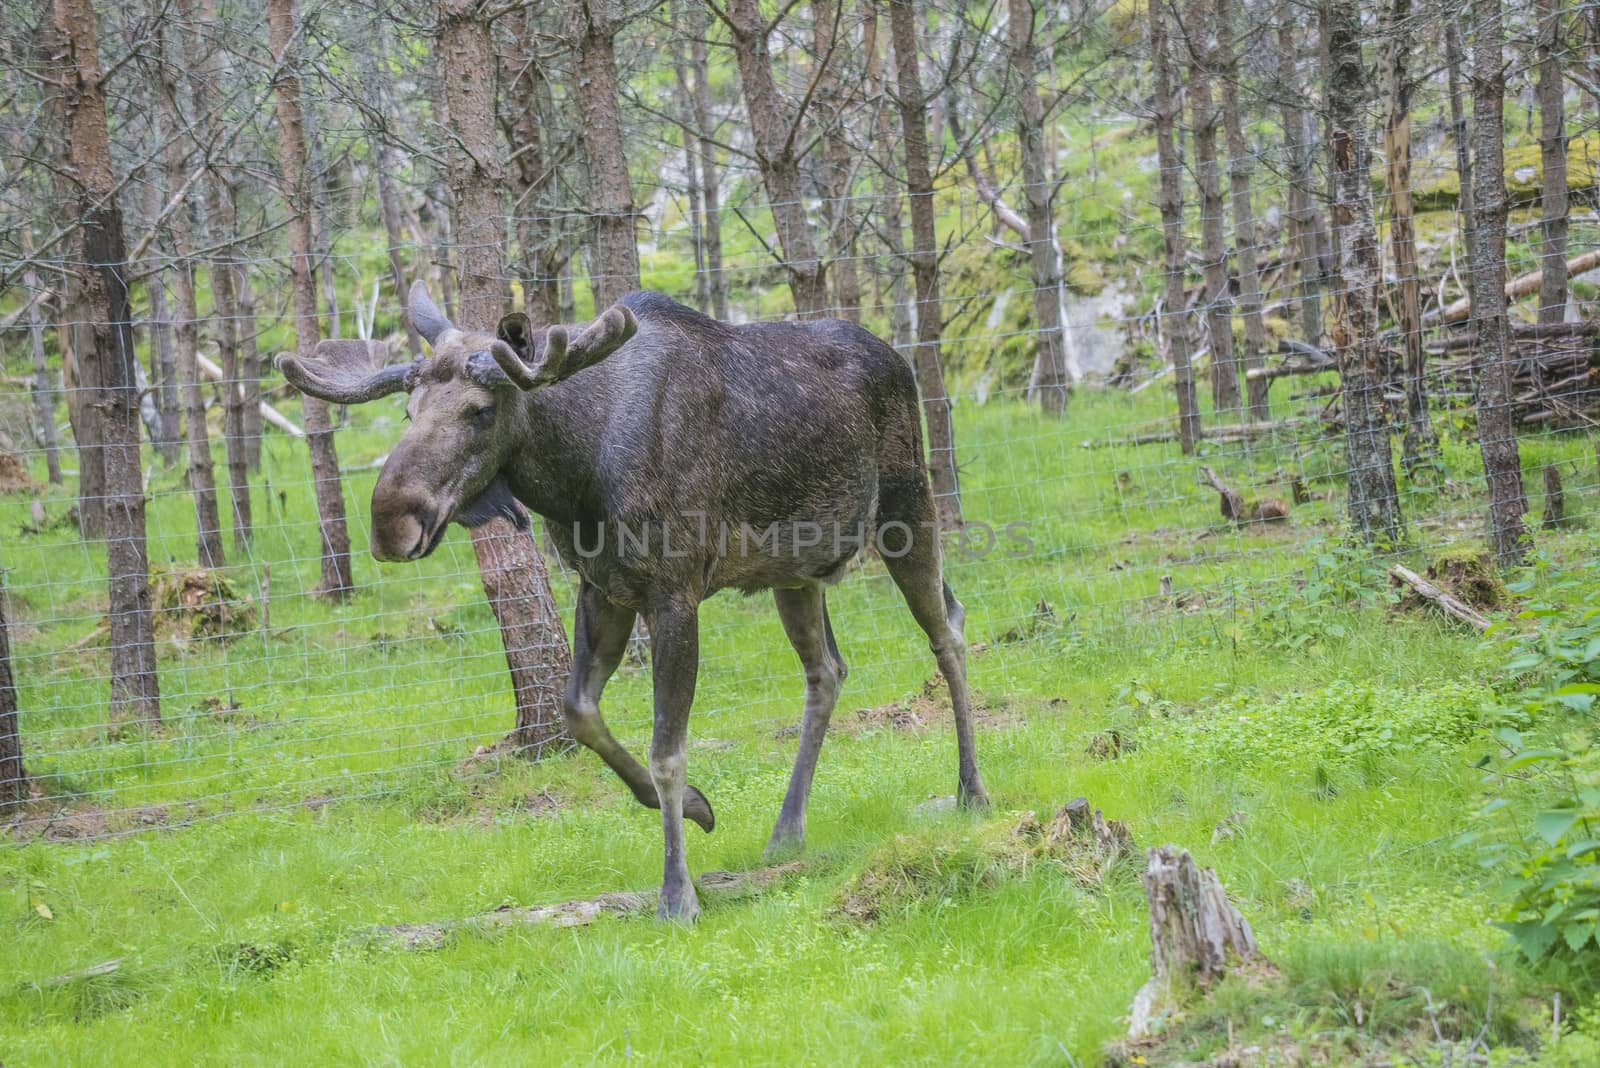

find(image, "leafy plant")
[1238,537,1398,654]
[1475,568,1600,960]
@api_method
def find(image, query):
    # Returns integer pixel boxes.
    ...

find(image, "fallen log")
[1429,319,1600,352]
[195,352,304,438]
[363,863,804,950]
[44,958,122,987]
[1434,249,1600,325]
[1082,419,1305,449]
[1244,362,1331,381]
[1245,339,1337,381]
[1387,564,1491,631]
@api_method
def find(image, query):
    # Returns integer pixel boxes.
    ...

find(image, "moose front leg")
[566,582,714,831]
[647,597,701,922]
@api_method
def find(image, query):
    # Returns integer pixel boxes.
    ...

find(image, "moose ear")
[488,303,637,391]
[497,312,532,357]
[408,281,452,346]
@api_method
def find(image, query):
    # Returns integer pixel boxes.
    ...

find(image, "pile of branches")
[1426,320,1600,428]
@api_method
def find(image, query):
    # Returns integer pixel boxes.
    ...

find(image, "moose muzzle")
[370,467,445,562]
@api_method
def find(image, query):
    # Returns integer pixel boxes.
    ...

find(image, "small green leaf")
[1500,920,1560,960]
[1536,809,1581,846]
[1563,922,1595,953]
[1565,839,1600,860]
[1555,693,1595,714]
[1504,748,1564,772]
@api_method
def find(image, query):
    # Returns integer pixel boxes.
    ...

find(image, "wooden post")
[0,573,24,810]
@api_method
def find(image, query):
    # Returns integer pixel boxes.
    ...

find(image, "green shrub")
[1143,680,1487,775]
[1474,571,1600,961]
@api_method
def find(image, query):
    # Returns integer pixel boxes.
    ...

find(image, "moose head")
[276,282,637,562]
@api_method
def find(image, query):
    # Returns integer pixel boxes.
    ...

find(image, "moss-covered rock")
[1067,259,1106,296]
[1412,133,1600,210]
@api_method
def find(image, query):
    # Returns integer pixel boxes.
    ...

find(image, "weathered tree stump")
[1199,465,1289,525]
[1127,845,1273,1038]
[1543,464,1566,529]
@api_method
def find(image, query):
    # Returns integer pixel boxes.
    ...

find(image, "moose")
[279,283,990,921]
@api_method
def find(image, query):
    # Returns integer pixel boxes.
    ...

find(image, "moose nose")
[371,485,439,563]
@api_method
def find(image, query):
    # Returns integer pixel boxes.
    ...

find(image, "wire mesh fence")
[1,0,1598,844]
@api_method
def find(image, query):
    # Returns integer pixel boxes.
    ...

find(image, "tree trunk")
[1009,0,1070,413]
[1444,18,1476,308]
[1470,0,1529,566]
[890,0,962,531]
[688,0,729,320]
[233,243,264,471]
[1186,0,1239,416]
[864,3,914,349]
[40,11,104,538]
[726,0,830,317]
[1151,0,1201,454]
[1326,0,1403,546]
[138,179,181,468]
[1381,0,1440,477]
[1217,0,1267,421]
[439,0,573,755]
[566,0,640,309]
[53,0,161,724]
[165,213,227,572]
[21,238,63,485]
[2,92,66,484]
[267,0,354,596]
[1537,0,1569,325]
[497,4,564,328]
[814,0,861,321]
[1278,19,1322,347]
[471,522,573,755]
[671,2,708,314]
[0,575,22,811]
[310,122,343,344]
[375,141,423,357]
[145,275,180,467]
[159,8,227,568]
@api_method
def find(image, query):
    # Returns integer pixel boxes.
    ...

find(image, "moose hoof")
[658,879,700,923]
[957,779,991,811]
[684,785,715,832]
[763,824,805,861]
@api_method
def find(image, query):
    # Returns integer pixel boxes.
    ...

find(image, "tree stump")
[1543,464,1566,529]
[1127,845,1273,1037]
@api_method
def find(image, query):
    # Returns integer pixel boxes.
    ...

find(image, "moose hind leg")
[878,507,990,809]
[567,582,714,831]
[766,585,845,858]
[647,597,701,922]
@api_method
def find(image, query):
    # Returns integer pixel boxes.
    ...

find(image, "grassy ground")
[2,375,1599,1063]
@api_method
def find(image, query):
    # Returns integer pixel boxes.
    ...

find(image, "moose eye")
[471,405,495,426]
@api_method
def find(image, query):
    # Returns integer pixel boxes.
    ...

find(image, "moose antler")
[489,304,639,391]
[277,340,415,405]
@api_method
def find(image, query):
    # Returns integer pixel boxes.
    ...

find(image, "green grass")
[2,377,1599,1063]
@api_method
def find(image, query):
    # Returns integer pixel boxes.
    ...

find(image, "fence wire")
[1,11,1597,842]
